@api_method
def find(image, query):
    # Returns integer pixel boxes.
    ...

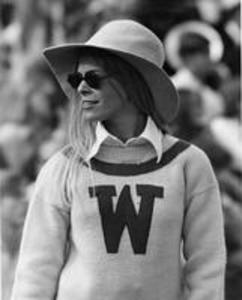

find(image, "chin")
[83,112,102,122]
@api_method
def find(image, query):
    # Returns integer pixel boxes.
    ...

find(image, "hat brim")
[164,21,224,70]
[43,44,179,123]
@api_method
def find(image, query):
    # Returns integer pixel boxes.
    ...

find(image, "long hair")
[68,48,167,162]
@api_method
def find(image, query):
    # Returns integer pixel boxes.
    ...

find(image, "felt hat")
[43,19,179,123]
[164,21,224,70]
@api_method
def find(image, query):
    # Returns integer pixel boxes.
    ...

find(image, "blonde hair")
[68,49,167,161]
[68,90,96,162]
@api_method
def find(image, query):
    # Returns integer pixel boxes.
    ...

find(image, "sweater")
[11,134,226,300]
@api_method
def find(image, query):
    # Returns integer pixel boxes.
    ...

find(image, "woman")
[11,20,226,300]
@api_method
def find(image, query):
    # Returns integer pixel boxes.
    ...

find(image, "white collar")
[87,117,163,162]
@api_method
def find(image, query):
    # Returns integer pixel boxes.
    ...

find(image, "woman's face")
[75,57,129,122]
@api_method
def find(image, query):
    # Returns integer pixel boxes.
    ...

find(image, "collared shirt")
[86,117,163,162]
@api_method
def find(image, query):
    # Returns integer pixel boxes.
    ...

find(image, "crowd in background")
[0,0,241,299]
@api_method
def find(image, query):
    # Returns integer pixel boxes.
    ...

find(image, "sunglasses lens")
[67,73,82,89]
[85,73,102,89]
[67,71,107,89]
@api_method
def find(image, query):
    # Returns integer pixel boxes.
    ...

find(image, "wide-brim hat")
[164,21,224,70]
[43,19,179,123]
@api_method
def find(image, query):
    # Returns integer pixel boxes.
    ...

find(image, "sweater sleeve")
[182,146,226,300]
[11,150,71,300]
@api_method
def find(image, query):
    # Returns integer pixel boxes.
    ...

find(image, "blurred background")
[0,0,241,299]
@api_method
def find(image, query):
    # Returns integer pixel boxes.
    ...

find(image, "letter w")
[89,185,163,254]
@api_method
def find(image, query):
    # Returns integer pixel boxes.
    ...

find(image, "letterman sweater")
[11,132,226,300]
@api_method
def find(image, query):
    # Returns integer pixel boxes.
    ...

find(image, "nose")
[77,80,92,96]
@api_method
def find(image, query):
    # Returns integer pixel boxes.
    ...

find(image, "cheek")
[101,83,126,108]
[82,81,127,121]
[81,92,124,122]
[103,81,127,106]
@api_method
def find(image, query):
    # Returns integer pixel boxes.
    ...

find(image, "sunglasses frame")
[67,70,113,90]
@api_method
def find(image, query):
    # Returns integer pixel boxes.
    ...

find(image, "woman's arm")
[11,151,71,300]
[182,146,226,300]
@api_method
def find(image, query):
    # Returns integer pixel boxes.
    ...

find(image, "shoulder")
[165,134,210,160]
[184,141,212,166]
[31,145,75,208]
[163,134,209,165]
[39,145,72,175]
[35,145,76,191]
[164,135,217,191]
[183,142,218,195]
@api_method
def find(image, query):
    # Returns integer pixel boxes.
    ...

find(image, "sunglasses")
[67,70,113,90]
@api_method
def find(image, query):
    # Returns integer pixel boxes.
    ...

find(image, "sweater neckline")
[90,140,190,176]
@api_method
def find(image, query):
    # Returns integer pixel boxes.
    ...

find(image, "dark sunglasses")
[67,70,113,90]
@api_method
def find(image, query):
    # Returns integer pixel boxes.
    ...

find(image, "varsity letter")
[89,184,163,254]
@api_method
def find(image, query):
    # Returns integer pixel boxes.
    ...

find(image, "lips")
[82,100,99,108]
